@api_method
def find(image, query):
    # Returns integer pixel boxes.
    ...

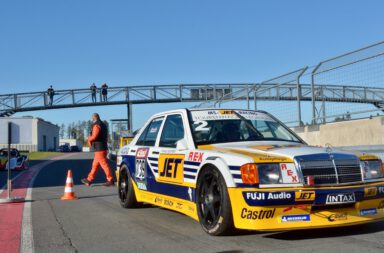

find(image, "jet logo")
[158,154,185,183]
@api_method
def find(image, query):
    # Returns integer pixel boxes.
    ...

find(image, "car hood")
[198,141,376,161]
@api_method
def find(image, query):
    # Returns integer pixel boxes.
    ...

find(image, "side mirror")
[176,138,188,151]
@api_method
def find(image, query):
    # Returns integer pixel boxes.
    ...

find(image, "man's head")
[92,113,100,123]
[50,85,52,88]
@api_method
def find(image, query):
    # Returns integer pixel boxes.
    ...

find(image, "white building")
[0,116,60,152]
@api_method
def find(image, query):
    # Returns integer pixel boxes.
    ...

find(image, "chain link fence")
[195,41,384,127]
[311,41,384,124]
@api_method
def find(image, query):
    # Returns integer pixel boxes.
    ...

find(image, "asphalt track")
[4,153,384,253]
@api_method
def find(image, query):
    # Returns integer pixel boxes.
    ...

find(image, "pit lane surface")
[19,153,384,252]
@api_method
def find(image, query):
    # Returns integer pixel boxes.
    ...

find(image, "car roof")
[150,108,268,116]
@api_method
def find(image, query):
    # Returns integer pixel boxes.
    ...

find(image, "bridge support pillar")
[127,103,132,134]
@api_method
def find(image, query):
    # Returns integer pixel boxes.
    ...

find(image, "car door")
[133,116,164,191]
[150,114,189,188]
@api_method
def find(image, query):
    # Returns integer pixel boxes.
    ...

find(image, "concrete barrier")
[293,116,384,147]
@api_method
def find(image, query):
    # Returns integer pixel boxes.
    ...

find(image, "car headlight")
[258,164,282,184]
[240,163,283,185]
[361,160,384,180]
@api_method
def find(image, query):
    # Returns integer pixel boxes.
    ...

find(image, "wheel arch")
[197,157,236,188]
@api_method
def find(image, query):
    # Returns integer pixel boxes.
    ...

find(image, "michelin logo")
[360,208,377,216]
[281,215,311,222]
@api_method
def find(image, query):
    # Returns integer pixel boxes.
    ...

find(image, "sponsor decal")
[136,148,149,159]
[176,202,183,210]
[191,110,274,122]
[240,208,276,220]
[249,144,302,151]
[246,192,292,201]
[328,213,347,222]
[281,214,311,222]
[135,148,149,190]
[137,182,147,190]
[295,191,315,201]
[378,200,384,210]
[280,163,298,183]
[378,186,384,195]
[158,154,185,183]
[154,196,163,204]
[326,193,355,204]
[164,199,174,207]
[188,152,203,162]
[283,205,310,213]
[364,187,377,197]
[360,208,378,216]
[243,191,295,206]
[135,159,146,181]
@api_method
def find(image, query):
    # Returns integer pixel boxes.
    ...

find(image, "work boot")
[103,181,114,187]
[81,178,92,186]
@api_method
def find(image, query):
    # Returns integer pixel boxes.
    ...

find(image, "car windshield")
[189,109,302,145]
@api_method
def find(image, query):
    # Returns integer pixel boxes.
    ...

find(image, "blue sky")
[0,0,383,129]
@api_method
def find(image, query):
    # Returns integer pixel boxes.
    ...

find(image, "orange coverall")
[87,124,113,182]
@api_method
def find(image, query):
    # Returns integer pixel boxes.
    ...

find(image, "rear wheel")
[118,164,140,208]
[196,166,234,236]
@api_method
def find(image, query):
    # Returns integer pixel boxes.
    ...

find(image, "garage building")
[0,116,59,152]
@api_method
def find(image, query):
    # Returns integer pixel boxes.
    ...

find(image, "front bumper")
[228,182,384,231]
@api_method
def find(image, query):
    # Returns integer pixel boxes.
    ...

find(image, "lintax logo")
[326,193,355,204]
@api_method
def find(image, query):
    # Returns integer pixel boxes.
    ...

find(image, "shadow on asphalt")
[33,158,116,189]
[0,157,116,190]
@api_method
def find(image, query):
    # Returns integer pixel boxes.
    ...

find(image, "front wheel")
[118,164,141,208]
[196,166,234,236]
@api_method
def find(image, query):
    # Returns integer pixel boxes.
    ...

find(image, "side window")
[136,117,164,146]
[159,114,185,148]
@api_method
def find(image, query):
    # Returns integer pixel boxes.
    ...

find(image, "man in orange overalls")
[81,113,114,186]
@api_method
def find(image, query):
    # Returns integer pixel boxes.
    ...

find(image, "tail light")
[240,163,259,184]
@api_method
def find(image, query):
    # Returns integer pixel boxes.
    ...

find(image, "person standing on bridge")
[101,83,108,102]
[47,85,55,106]
[81,113,114,186]
[90,83,97,102]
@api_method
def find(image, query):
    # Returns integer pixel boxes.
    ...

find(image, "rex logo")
[158,154,185,184]
[280,163,299,183]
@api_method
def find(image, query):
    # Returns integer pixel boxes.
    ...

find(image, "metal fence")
[196,41,384,126]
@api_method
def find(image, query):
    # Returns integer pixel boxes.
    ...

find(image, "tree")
[60,123,65,138]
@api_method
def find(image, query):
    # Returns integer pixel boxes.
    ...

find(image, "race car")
[0,148,29,171]
[116,109,384,235]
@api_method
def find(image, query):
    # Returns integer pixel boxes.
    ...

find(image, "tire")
[196,165,234,236]
[118,164,141,208]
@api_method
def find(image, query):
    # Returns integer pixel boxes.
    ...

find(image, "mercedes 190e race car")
[0,148,29,171]
[116,109,384,235]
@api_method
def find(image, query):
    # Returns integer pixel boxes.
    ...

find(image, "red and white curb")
[0,153,76,253]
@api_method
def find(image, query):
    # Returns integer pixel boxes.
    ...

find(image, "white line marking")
[20,153,77,253]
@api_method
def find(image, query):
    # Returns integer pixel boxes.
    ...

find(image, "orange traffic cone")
[61,170,78,200]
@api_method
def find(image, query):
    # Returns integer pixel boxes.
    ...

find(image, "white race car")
[0,148,29,171]
[116,109,384,235]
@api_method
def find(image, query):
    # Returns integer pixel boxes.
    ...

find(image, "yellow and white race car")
[116,109,384,235]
